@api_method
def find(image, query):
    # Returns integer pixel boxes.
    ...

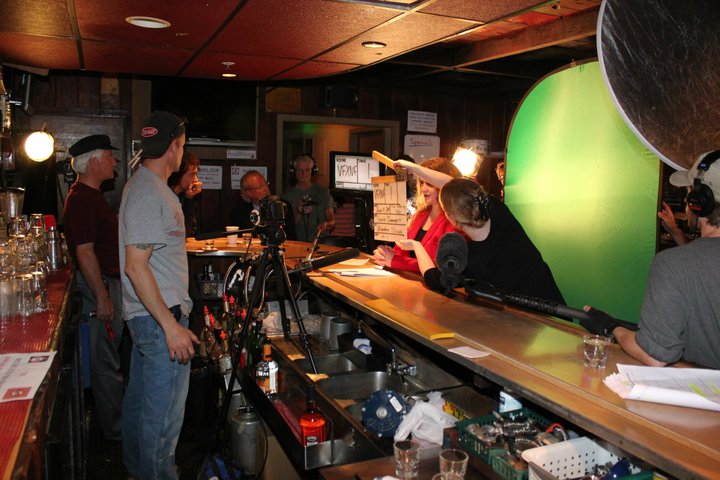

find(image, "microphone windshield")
[436,232,468,291]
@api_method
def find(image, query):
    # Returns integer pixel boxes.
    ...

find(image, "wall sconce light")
[452,138,487,177]
[24,130,57,162]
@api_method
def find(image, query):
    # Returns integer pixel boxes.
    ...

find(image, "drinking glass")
[31,268,48,312]
[15,273,34,319]
[439,448,469,480]
[583,334,612,368]
[394,440,421,479]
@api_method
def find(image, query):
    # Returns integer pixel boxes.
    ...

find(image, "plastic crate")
[456,408,553,465]
[521,437,651,480]
[490,450,531,480]
[197,278,223,299]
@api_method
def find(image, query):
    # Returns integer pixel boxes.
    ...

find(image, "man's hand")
[581,306,620,340]
[185,181,203,199]
[94,288,114,322]
[164,322,200,364]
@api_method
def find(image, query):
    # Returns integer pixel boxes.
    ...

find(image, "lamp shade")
[24,131,55,162]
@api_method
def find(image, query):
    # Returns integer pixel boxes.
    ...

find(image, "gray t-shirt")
[637,237,720,369]
[119,165,192,320]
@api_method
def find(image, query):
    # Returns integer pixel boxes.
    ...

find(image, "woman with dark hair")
[168,152,203,237]
[392,160,564,303]
[372,157,463,274]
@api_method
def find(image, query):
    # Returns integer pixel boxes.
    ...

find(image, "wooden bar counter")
[185,239,719,479]
[304,256,719,480]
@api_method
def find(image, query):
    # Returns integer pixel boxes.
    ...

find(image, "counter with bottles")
[0,265,77,480]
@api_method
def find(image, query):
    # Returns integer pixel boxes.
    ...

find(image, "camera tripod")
[213,226,318,451]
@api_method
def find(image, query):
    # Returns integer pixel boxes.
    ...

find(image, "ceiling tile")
[274,60,363,80]
[208,0,401,59]
[0,0,72,37]
[82,41,193,76]
[74,0,238,49]
[183,52,302,81]
[0,34,79,70]
[316,12,474,64]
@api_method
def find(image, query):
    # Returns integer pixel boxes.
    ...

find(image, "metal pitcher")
[46,227,65,271]
[0,187,24,220]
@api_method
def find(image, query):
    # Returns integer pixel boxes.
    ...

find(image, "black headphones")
[289,153,318,177]
[686,150,720,217]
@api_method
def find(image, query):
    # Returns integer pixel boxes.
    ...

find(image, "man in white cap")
[119,111,199,480]
[63,134,126,441]
[582,150,720,369]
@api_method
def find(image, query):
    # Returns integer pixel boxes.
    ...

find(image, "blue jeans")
[122,314,190,480]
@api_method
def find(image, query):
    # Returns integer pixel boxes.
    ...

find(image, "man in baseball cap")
[582,149,720,370]
[63,134,125,441]
[139,111,187,158]
[120,111,198,479]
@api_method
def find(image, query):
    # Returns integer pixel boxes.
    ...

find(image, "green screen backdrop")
[506,61,659,322]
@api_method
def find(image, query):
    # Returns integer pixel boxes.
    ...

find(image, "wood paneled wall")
[10,69,519,226]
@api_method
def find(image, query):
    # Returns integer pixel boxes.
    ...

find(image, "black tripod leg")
[273,249,318,374]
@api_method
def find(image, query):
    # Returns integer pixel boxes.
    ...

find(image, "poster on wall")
[404,134,440,163]
[407,110,437,133]
[231,166,268,190]
[372,175,407,242]
[198,165,222,189]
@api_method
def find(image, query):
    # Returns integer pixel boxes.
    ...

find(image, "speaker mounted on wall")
[323,85,358,109]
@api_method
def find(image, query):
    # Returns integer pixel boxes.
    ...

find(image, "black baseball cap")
[68,134,118,157]
[140,111,187,158]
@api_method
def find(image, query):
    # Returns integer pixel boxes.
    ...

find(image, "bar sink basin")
[293,353,362,375]
[317,371,410,401]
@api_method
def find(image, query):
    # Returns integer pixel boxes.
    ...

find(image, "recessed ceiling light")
[221,61,236,78]
[125,16,171,29]
[362,41,387,49]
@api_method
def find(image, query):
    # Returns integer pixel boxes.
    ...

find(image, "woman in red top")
[372,157,463,273]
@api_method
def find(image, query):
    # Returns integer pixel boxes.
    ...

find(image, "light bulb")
[24,131,55,162]
[452,147,481,177]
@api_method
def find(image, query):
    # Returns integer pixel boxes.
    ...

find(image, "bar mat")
[363,298,454,340]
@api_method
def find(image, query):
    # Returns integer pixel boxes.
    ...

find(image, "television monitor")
[151,77,256,141]
[330,151,383,192]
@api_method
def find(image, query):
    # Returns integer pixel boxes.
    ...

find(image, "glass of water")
[583,334,612,368]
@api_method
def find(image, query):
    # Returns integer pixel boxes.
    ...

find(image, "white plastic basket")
[521,437,641,480]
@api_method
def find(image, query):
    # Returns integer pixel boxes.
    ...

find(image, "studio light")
[24,131,56,162]
[452,138,487,177]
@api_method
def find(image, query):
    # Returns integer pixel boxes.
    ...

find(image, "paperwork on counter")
[604,364,720,412]
[327,266,396,277]
[0,352,57,403]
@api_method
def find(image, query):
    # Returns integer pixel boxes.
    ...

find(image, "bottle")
[217,330,233,375]
[221,293,234,333]
[200,263,210,280]
[300,385,326,446]
[255,338,278,395]
[0,66,11,133]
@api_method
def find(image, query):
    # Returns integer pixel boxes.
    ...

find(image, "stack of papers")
[604,364,720,412]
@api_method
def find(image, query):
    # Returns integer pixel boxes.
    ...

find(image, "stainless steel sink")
[317,371,410,400]
[293,353,362,375]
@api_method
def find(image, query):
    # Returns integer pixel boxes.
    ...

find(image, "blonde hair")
[439,178,491,228]
[413,157,462,214]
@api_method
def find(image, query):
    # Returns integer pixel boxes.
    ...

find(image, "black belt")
[169,305,182,322]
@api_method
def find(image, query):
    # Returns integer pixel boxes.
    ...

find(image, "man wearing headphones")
[582,150,720,370]
[281,154,336,242]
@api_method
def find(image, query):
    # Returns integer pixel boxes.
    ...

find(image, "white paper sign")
[373,177,407,242]
[407,110,437,133]
[230,166,268,190]
[404,134,441,163]
[227,149,257,160]
[198,165,223,190]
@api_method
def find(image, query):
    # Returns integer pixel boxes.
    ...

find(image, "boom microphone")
[292,248,360,273]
